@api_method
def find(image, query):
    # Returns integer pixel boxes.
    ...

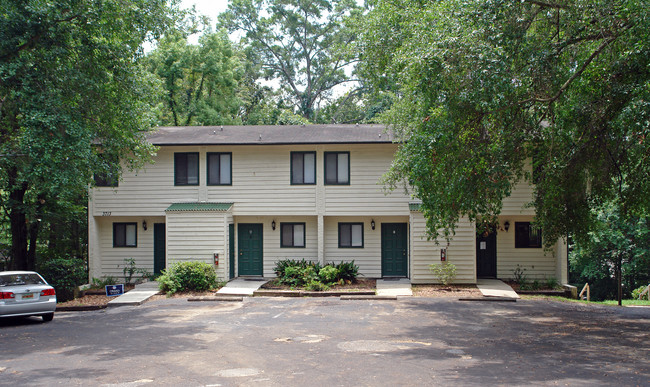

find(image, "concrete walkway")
[217,278,269,296]
[107,281,160,307]
[376,278,412,296]
[476,279,520,299]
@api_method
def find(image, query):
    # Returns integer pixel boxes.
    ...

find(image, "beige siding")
[91,144,410,217]
[410,213,476,284]
[501,161,535,216]
[495,216,557,280]
[94,216,164,282]
[166,211,227,279]
[234,216,319,277]
[323,216,409,278]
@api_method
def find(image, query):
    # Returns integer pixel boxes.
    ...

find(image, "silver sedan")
[0,271,57,322]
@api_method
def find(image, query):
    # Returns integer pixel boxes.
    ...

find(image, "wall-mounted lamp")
[504,221,510,232]
[142,220,147,231]
[371,219,376,230]
[272,220,276,230]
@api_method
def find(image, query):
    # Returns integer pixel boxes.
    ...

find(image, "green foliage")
[121,258,151,284]
[90,276,119,289]
[220,0,362,120]
[38,257,87,302]
[360,0,650,247]
[570,202,650,301]
[318,265,339,284]
[631,285,649,301]
[273,259,359,290]
[429,262,457,286]
[512,265,528,284]
[335,261,359,283]
[0,0,178,270]
[146,30,244,126]
[157,261,220,295]
[545,277,559,290]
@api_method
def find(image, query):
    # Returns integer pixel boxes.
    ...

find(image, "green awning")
[165,202,233,212]
[409,203,421,211]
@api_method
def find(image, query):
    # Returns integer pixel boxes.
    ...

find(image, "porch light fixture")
[504,221,510,232]
[272,220,276,230]
[371,219,375,230]
[142,220,147,231]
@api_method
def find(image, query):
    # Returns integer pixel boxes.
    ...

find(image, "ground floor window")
[281,223,305,247]
[515,222,542,248]
[339,223,363,248]
[113,223,137,247]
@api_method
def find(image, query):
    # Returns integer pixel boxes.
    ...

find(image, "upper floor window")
[174,152,199,186]
[291,152,316,185]
[207,152,232,185]
[281,223,306,248]
[94,173,118,187]
[339,222,363,248]
[113,223,137,247]
[515,222,542,248]
[325,151,350,185]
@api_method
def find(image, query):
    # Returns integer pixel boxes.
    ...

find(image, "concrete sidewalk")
[107,281,160,307]
[217,278,269,296]
[476,279,520,300]
[376,278,412,296]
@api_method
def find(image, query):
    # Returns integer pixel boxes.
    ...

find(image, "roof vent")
[220,125,223,131]
[355,123,359,127]
[378,133,381,138]
[212,130,216,135]
[259,134,262,140]
[301,123,305,128]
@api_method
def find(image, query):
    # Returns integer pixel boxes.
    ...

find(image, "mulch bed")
[260,278,376,292]
[412,284,482,298]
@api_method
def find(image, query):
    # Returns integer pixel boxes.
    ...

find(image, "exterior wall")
[233,216,319,278]
[410,213,476,284]
[323,216,409,278]
[91,216,164,281]
[501,160,535,216]
[91,143,409,218]
[165,211,228,279]
[495,216,558,281]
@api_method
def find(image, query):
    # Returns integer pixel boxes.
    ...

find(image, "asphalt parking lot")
[1,297,649,386]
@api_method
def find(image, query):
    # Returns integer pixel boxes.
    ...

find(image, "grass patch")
[522,295,650,306]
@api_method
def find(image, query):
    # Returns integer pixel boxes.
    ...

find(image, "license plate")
[21,293,34,300]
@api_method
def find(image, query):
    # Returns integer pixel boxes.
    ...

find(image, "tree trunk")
[7,168,29,270]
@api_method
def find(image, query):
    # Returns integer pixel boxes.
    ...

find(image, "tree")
[219,0,361,120]
[360,0,650,248]
[0,0,177,270]
[147,30,244,126]
[570,202,650,301]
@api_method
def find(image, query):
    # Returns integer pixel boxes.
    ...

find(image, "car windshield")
[0,274,46,286]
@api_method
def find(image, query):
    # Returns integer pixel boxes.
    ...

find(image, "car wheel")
[42,313,54,322]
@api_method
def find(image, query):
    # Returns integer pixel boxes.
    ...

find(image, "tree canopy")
[147,30,245,126]
[360,0,650,245]
[219,0,361,120]
[0,0,178,270]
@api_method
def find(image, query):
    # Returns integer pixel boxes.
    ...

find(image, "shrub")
[335,261,359,283]
[318,265,339,284]
[632,285,649,300]
[90,276,119,289]
[429,262,457,286]
[121,258,151,284]
[158,261,220,295]
[38,257,87,302]
[305,279,330,291]
[545,276,559,289]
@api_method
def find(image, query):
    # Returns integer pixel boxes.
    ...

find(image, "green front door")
[153,223,165,275]
[238,224,263,276]
[382,223,408,277]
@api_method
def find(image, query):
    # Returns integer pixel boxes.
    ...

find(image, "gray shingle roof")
[146,124,392,145]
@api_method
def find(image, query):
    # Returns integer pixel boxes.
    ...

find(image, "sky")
[181,0,230,41]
